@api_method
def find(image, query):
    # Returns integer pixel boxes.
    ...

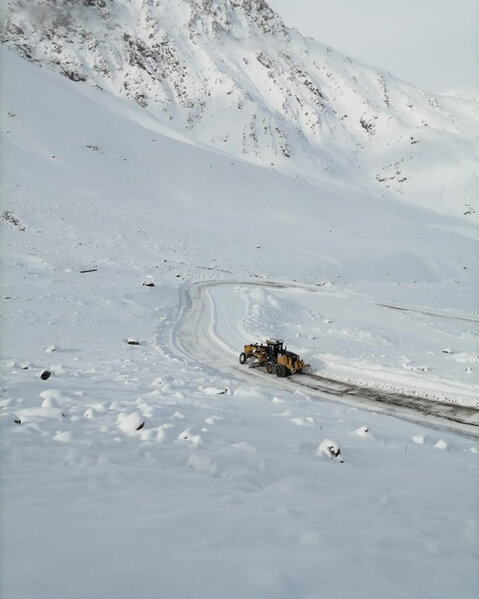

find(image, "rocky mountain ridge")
[2,0,478,216]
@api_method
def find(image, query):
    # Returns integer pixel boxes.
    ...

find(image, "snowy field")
[1,37,479,599]
[2,272,478,598]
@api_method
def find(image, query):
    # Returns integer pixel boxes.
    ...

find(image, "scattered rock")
[127,338,140,345]
[1,210,26,231]
[317,438,343,462]
[354,425,369,437]
[360,117,375,135]
[14,419,21,424]
[203,386,228,395]
[40,370,51,380]
[62,69,87,82]
[136,421,145,431]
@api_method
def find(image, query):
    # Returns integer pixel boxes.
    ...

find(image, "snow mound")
[39,389,69,406]
[202,386,228,395]
[41,396,59,409]
[317,439,344,462]
[412,435,426,445]
[354,425,370,437]
[178,428,203,446]
[117,412,144,435]
[188,452,219,476]
[54,431,74,443]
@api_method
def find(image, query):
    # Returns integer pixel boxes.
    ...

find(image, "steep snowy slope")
[2,0,478,218]
[2,47,477,286]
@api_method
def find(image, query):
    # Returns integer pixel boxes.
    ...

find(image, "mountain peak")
[189,0,286,36]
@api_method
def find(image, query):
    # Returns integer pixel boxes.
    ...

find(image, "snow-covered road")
[175,281,479,436]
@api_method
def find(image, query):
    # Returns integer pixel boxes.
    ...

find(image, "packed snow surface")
[1,3,479,597]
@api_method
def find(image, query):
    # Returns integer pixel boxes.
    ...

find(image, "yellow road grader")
[239,339,309,377]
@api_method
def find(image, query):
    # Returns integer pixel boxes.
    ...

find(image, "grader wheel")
[275,364,287,377]
[239,352,247,364]
[265,362,274,374]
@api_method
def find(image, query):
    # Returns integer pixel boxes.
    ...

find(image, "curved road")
[174,280,479,437]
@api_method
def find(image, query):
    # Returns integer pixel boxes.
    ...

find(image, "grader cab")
[239,338,309,377]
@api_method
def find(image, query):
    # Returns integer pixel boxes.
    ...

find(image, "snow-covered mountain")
[2,3,479,598]
[2,0,478,217]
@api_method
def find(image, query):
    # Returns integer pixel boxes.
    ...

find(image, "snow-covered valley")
[1,1,479,597]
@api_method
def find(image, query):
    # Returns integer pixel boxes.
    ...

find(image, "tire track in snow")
[174,280,479,437]
[377,303,479,324]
